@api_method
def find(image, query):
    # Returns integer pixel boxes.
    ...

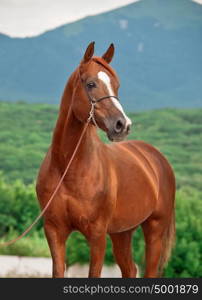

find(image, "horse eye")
[86,81,96,89]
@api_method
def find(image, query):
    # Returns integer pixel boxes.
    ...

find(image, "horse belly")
[108,183,156,233]
[107,143,157,233]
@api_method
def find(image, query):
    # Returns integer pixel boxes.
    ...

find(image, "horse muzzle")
[106,116,131,142]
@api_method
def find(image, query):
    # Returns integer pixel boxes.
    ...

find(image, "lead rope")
[0,102,96,247]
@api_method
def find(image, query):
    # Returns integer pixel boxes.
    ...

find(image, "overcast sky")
[0,0,201,37]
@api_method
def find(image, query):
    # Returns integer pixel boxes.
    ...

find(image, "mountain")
[0,0,202,111]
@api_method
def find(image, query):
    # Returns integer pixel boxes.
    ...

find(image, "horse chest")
[59,166,116,231]
[63,169,103,199]
[62,191,113,233]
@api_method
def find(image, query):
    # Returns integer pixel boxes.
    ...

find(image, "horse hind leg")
[110,229,137,278]
[142,212,175,278]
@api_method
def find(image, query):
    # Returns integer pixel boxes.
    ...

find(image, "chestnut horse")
[36,42,175,278]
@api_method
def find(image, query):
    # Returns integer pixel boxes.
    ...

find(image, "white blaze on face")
[97,71,132,126]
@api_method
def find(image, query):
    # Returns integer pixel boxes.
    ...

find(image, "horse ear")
[102,43,115,63]
[82,41,95,63]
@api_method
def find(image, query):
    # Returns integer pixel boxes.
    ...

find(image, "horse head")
[72,42,132,142]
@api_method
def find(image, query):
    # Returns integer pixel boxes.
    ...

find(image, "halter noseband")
[90,95,119,103]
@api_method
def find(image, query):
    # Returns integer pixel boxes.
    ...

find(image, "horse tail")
[159,202,176,275]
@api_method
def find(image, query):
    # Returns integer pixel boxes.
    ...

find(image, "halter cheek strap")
[87,95,119,128]
[79,68,120,126]
[87,101,97,126]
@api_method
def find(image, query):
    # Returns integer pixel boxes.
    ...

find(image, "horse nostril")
[115,119,124,133]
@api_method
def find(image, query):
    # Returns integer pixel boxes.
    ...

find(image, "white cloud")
[1,0,201,38]
[0,0,138,37]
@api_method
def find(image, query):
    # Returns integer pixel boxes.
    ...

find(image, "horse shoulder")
[127,140,175,180]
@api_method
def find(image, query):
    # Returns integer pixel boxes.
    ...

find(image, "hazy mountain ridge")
[0,0,202,111]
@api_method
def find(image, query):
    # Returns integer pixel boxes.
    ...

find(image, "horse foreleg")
[87,232,106,278]
[110,229,137,278]
[44,221,69,278]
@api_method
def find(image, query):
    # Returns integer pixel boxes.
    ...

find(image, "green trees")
[0,173,42,236]
[0,173,201,277]
[0,102,201,277]
[165,187,202,278]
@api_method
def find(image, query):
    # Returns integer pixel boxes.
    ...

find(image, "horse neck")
[51,72,101,167]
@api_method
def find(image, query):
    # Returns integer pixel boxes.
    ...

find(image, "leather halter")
[86,93,119,127]
[79,66,120,126]
[84,82,120,127]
